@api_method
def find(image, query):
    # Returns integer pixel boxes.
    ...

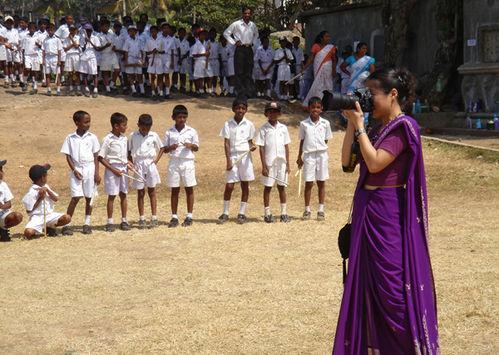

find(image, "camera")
[323,88,374,112]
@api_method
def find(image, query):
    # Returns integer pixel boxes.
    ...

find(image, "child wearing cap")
[42,23,63,96]
[123,25,145,96]
[296,97,332,220]
[127,114,163,228]
[0,160,23,242]
[62,24,81,96]
[273,37,294,101]
[79,23,101,98]
[60,111,101,235]
[22,164,71,239]
[218,99,257,225]
[256,102,291,223]
[2,16,21,88]
[98,112,132,232]
[160,105,199,227]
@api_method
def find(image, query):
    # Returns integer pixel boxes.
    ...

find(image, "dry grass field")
[0,89,498,353]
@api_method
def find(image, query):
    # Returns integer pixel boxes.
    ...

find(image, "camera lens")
[326,93,359,111]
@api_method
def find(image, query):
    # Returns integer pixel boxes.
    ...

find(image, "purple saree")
[333,115,439,354]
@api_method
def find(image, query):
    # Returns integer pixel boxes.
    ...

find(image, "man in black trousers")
[223,6,259,100]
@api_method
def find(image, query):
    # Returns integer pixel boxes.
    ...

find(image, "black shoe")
[182,217,193,227]
[280,214,290,223]
[46,227,58,237]
[105,223,115,232]
[302,211,311,220]
[150,219,159,228]
[120,222,131,231]
[264,214,274,223]
[217,213,229,225]
[236,214,247,225]
[317,211,326,221]
[82,225,92,235]
[168,218,179,228]
[138,220,147,229]
[0,228,11,242]
[61,226,73,236]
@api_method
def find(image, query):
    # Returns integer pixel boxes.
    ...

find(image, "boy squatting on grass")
[98,112,133,232]
[60,110,101,235]
[161,105,199,228]
[217,99,257,225]
[256,101,291,223]
[22,164,71,239]
[296,96,332,220]
[127,114,163,229]
[0,160,24,242]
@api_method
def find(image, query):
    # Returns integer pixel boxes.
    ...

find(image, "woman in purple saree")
[334,67,439,354]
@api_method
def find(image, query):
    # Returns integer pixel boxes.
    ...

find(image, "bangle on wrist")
[354,128,367,138]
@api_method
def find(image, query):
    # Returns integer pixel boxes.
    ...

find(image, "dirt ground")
[0,89,497,354]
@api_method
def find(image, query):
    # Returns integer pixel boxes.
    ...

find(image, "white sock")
[280,203,287,215]
[187,213,193,219]
[223,200,230,215]
[158,89,163,96]
[152,215,158,221]
[318,204,325,213]
[107,218,114,224]
[165,86,170,95]
[206,87,212,94]
[85,86,90,92]
[139,83,145,93]
[305,206,311,213]
[239,202,247,215]
[172,214,178,219]
[110,81,115,88]
[93,87,98,93]
[69,85,74,91]
[19,74,24,83]
[106,85,110,92]
[76,85,81,91]
[151,89,156,96]
[84,215,91,225]
[229,86,234,94]
[131,85,137,93]
[121,217,127,223]
[266,89,271,97]
[33,81,37,89]
[140,215,146,221]
[56,86,61,92]
[264,206,271,216]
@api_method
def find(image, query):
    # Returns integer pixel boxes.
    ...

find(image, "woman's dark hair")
[356,42,368,52]
[314,31,328,45]
[368,67,417,112]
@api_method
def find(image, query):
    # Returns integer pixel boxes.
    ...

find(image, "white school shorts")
[193,60,207,79]
[227,58,235,77]
[44,55,60,74]
[6,49,21,63]
[0,209,13,228]
[104,163,129,195]
[0,46,6,61]
[79,58,98,75]
[25,212,64,234]
[179,57,189,74]
[226,153,255,183]
[24,54,41,71]
[64,54,80,72]
[206,59,220,77]
[277,65,291,82]
[255,65,273,81]
[70,164,96,198]
[162,57,174,74]
[303,151,329,182]
[125,64,142,75]
[167,159,197,188]
[60,51,67,62]
[132,159,161,189]
[147,56,163,75]
[100,54,120,71]
[261,159,288,187]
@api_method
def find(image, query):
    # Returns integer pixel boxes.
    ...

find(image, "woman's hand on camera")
[343,101,364,130]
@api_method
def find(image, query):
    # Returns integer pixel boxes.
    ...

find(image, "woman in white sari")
[301,31,337,107]
[340,42,376,93]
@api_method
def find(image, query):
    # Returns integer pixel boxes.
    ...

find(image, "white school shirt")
[144,36,163,57]
[22,33,41,56]
[190,39,206,61]
[35,30,48,42]
[42,36,63,56]
[254,46,274,67]
[256,121,291,165]
[292,46,304,65]
[179,38,190,57]
[298,117,333,154]
[22,184,58,216]
[18,28,28,43]
[207,40,219,60]
[223,19,258,46]
[123,36,142,61]
[0,180,14,205]
[97,32,115,57]
[160,35,175,57]
[128,131,163,161]
[99,133,128,164]
[63,35,81,55]
[55,24,70,41]
[4,28,20,49]
[220,44,229,62]
[60,131,100,166]
[80,33,100,61]
[163,125,199,160]
[219,117,256,155]
[173,36,181,57]
[274,48,293,67]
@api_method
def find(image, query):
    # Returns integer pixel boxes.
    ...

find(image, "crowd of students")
[0,13,307,101]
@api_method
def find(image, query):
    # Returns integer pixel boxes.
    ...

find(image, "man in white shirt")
[223,6,259,99]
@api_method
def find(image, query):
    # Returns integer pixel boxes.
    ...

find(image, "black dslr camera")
[323,88,374,113]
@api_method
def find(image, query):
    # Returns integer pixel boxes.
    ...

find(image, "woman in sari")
[301,31,337,107]
[334,67,439,355]
[340,42,375,94]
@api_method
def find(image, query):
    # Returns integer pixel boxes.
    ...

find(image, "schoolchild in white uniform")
[128,114,163,228]
[79,23,101,97]
[42,23,63,96]
[254,36,274,98]
[170,25,182,92]
[291,36,304,98]
[273,37,294,101]
[22,164,71,239]
[55,15,74,77]
[3,16,20,87]
[144,26,164,99]
[112,21,127,89]
[97,19,120,95]
[60,111,101,235]
[205,28,220,96]
[123,25,145,96]
[0,160,23,242]
[159,23,175,98]
[296,97,332,221]
[217,99,257,225]
[35,19,48,78]
[190,28,208,96]
[177,28,190,93]
[21,22,42,94]
[98,112,132,232]
[16,17,28,85]
[0,23,7,87]
[256,102,291,223]
[62,25,81,96]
